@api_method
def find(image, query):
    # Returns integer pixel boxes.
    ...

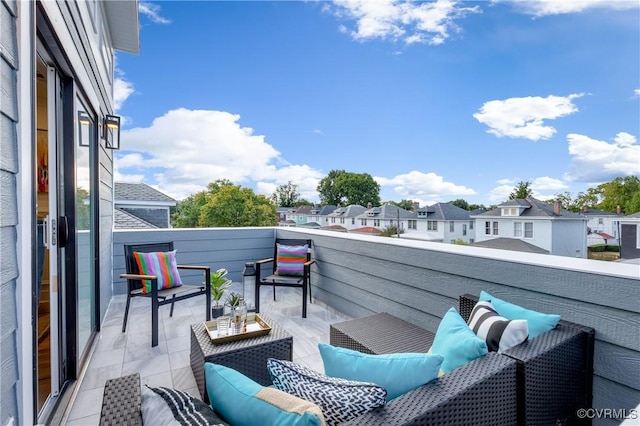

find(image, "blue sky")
[115,0,640,206]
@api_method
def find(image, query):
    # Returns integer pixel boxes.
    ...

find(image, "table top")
[331,312,434,354]
[191,314,292,356]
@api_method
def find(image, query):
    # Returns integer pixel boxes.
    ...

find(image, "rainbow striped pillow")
[133,250,182,294]
[275,244,308,277]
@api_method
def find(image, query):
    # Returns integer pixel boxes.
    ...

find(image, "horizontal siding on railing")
[112,228,275,296]
[275,228,640,426]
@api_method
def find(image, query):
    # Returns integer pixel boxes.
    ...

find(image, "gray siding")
[275,228,639,426]
[111,228,275,297]
[0,0,20,423]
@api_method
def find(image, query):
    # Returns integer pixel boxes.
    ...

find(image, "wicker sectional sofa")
[99,294,594,425]
[330,294,595,425]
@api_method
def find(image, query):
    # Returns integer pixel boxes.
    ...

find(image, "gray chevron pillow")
[267,358,386,426]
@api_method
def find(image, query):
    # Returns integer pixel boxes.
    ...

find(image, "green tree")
[172,179,276,227]
[547,192,581,212]
[597,176,640,214]
[199,183,277,227]
[76,188,90,230]
[468,203,487,211]
[173,190,209,228]
[575,188,602,211]
[317,169,381,206]
[271,181,301,207]
[386,199,415,210]
[509,181,533,200]
[449,198,469,210]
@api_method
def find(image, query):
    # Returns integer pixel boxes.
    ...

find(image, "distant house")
[326,205,367,231]
[114,182,177,229]
[284,205,313,226]
[355,204,415,234]
[307,205,337,227]
[412,203,475,243]
[580,207,622,246]
[473,198,587,258]
[619,212,640,260]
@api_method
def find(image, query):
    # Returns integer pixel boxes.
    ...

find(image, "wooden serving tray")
[203,313,272,344]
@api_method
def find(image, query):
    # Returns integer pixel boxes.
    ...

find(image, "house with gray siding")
[0,1,139,424]
[473,198,588,258]
[620,212,640,260]
[114,182,176,229]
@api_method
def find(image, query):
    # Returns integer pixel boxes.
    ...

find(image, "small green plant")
[210,268,232,307]
[225,292,244,307]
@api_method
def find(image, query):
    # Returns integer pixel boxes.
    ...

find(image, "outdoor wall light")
[78,111,91,147]
[103,114,121,149]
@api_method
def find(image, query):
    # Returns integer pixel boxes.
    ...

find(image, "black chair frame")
[254,238,314,318]
[121,242,211,346]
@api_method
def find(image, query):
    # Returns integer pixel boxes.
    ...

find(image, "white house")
[1,1,139,424]
[325,205,366,232]
[579,207,622,247]
[410,203,476,243]
[354,204,415,234]
[472,198,588,258]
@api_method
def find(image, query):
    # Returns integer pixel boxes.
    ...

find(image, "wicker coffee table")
[190,316,293,403]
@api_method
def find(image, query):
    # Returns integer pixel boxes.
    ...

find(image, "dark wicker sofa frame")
[100,294,594,425]
[331,294,595,426]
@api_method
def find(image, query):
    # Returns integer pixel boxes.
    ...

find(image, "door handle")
[58,216,69,248]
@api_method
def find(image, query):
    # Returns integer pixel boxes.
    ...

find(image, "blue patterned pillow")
[267,358,386,426]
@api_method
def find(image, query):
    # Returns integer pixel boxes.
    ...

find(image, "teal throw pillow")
[429,307,488,374]
[204,362,324,426]
[318,342,443,401]
[479,291,560,339]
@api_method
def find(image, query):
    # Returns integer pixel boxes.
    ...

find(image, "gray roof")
[329,205,366,218]
[114,208,159,229]
[114,182,176,204]
[294,205,313,215]
[417,203,471,221]
[498,199,531,208]
[358,204,416,220]
[478,198,583,219]
[472,238,549,254]
[580,209,622,217]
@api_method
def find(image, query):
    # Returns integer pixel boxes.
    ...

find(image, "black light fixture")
[103,114,121,149]
[242,262,257,312]
[78,111,92,147]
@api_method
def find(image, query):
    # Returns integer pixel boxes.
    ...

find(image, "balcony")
[64,227,639,424]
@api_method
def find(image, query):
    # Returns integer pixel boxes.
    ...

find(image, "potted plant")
[225,292,247,334]
[210,268,232,318]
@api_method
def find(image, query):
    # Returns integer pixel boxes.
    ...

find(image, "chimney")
[553,199,562,216]
[582,206,588,213]
[413,201,420,211]
[367,202,372,209]
[616,205,621,215]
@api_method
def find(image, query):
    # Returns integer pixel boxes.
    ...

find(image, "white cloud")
[376,170,476,200]
[473,93,584,141]
[565,132,640,182]
[139,2,172,24]
[330,0,480,45]
[509,0,639,17]
[116,108,323,200]
[635,89,640,97]
[487,176,569,203]
[113,77,134,113]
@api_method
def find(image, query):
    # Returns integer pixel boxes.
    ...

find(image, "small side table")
[190,316,293,403]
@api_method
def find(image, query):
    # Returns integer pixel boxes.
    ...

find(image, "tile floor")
[64,286,352,425]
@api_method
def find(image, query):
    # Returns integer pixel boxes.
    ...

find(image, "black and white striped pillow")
[467,301,528,353]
